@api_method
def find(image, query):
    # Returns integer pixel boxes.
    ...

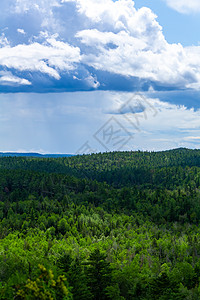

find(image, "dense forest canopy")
[1,148,200,299]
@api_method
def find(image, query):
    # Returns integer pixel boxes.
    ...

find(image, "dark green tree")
[68,258,92,300]
[86,249,112,300]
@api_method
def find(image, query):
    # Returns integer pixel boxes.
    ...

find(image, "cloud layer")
[1,91,200,153]
[165,0,200,14]
[1,0,200,92]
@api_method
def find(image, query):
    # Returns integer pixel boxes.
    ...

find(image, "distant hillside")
[0,152,73,158]
[1,147,200,188]
[1,147,200,299]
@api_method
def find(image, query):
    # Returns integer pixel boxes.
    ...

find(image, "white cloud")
[0,76,31,86]
[77,29,186,85]
[0,71,31,85]
[106,92,200,151]
[62,0,137,25]
[59,0,200,89]
[1,0,200,91]
[0,37,81,80]
[73,1,196,88]
[17,28,26,35]
[0,33,9,47]
[14,0,60,13]
[85,74,100,88]
[164,0,200,14]
[0,91,200,152]
[183,136,200,140]
[13,0,62,34]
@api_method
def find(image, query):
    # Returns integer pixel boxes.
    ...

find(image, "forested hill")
[1,148,200,299]
[2,147,200,169]
[1,148,200,188]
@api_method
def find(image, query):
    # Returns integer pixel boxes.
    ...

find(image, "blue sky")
[0,0,200,153]
[134,0,200,46]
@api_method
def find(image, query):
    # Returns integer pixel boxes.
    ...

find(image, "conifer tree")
[85,249,112,300]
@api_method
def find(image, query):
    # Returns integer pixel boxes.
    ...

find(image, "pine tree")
[85,249,112,300]
[68,258,92,300]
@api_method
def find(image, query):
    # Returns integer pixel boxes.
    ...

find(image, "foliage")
[16,264,72,300]
[1,149,200,298]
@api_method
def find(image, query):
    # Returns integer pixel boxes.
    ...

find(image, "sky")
[0,0,200,154]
